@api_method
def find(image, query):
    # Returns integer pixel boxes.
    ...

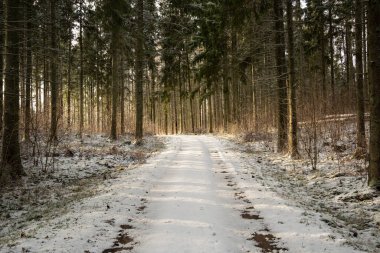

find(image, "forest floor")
[1,133,377,253]
[223,124,380,253]
[0,134,164,252]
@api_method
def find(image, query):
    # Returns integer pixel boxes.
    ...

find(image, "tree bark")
[355,0,366,153]
[110,28,119,140]
[151,66,156,133]
[252,66,258,132]
[208,89,213,133]
[43,31,49,116]
[345,20,354,94]
[96,71,100,132]
[1,0,24,181]
[250,3,258,133]
[231,30,238,124]
[79,0,84,138]
[363,4,369,104]
[50,0,58,141]
[222,53,230,132]
[329,5,336,109]
[135,0,144,143]
[24,0,32,141]
[287,0,299,158]
[368,0,380,189]
[274,0,288,153]
[185,52,195,133]
[120,58,125,135]
[95,30,100,132]
[0,0,4,134]
[35,51,40,115]
[320,20,327,114]
[67,34,72,127]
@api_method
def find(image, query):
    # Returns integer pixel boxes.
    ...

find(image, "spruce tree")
[368,0,380,189]
[1,0,25,182]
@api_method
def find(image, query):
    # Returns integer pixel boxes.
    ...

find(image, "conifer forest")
[0,0,380,252]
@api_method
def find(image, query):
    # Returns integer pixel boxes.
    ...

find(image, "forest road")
[1,135,365,253]
[128,135,363,253]
[132,135,262,253]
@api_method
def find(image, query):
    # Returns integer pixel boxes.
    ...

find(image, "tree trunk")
[345,21,354,95]
[222,53,230,132]
[1,0,24,181]
[231,30,238,124]
[35,53,40,115]
[135,0,144,143]
[274,0,288,153]
[24,0,32,141]
[120,58,125,135]
[252,65,258,132]
[43,32,49,117]
[320,23,327,115]
[79,0,84,138]
[67,35,72,127]
[96,75,100,132]
[329,5,336,110]
[178,70,184,133]
[173,88,178,134]
[110,29,119,140]
[95,32,100,132]
[0,0,4,134]
[368,0,380,189]
[287,0,299,158]
[208,93,213,133]
[363,4,369,104]
[355,0,366,154]
[164,103,168,135]
[50,0,58,142]
[89,79,94,132]
[150,65,157,133]
[250,3,258,133]
[185,52,195,133]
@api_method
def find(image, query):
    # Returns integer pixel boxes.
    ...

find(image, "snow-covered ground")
[0,135,372,253]
[222,122,379,252]
[0,134,164,251]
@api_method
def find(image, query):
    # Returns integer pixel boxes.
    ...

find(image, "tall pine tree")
[1,0,24,181]
[368,0,380,189]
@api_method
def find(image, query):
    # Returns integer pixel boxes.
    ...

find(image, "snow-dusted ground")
[0,135,370,253]
[222,122,379,253]
[0,134,164,251]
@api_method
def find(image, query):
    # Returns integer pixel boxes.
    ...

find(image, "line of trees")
[0,0,379,189]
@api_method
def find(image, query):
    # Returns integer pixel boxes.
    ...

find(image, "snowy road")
[134,135,255,253]
[132,135,363,253]
[2,135,365,253]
